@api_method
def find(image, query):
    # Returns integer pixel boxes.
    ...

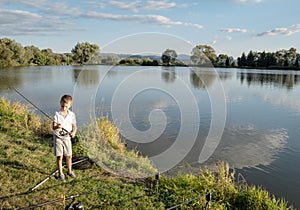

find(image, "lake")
[0,65,299,208]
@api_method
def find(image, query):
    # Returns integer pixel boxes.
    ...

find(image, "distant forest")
[0,37,299,70]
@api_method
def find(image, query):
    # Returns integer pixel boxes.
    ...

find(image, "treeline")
[182,45,300,70]
[118,46,300,70]
[1,37,300,70]
[118,47,234,67]
[237,48,300,70]
[0,38,99,68]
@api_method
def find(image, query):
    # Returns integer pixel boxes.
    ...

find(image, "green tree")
[41,48,61,65]
[162,49,177,65]
[266,52,277,67]
[191,45,217,66]
[35,51,47,66]
[24,45,47,66]
[284,58,289,67]
[0,38,26,67]
[225,57,231,67]
[23,46,35,65]
[0,42,12,67]
[275,49,287,66]
[216,54,227,67]
[287,47,297,64]
[237,53,247,67]
[295,57,299,68]
[257,51,266,67]
[71,42,100,65]
[216,54,232,67]
[246,50,257,67]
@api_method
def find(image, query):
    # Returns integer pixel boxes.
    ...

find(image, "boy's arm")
[53,113,62,130]
[70,123,77,138]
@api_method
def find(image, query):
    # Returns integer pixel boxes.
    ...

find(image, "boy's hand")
[57,124,62,129]
[53,122,63,130]
[70,131,76,138]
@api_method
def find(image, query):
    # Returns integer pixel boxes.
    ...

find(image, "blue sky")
[0,0,299,58]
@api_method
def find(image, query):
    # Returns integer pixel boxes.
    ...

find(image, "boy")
[53,95,77,182]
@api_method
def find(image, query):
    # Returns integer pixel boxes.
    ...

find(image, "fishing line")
[11,87,70,134]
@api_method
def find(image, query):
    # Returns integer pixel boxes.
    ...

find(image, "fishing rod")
[19,183,119,210]
[11,87,70,135]
[29,158,89,192]
[0,158,92,201]
[19,174,160,209]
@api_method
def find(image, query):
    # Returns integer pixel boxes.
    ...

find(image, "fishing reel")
[65,198,84,210]
[59,129,68,137]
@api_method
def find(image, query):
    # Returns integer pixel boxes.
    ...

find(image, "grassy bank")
[0,97,295,209]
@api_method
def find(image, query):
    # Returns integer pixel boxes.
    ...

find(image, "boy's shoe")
[67,171,76,178]
[57,174,66,182]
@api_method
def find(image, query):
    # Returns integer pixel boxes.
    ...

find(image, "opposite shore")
[1,37,300,71]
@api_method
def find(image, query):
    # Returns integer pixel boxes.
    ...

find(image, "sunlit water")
[0,65,299,208]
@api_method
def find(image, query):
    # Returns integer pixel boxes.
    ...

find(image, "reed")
[78,117,158,179]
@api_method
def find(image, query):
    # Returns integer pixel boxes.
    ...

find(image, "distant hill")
[101,53,191,62]
[177,54,191,62]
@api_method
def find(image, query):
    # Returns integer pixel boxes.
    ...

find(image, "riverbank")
[0,97,295,209]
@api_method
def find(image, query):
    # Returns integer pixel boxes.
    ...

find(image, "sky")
[0,0,300,58]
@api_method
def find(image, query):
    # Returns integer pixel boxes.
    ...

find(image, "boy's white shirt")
[53,109,76,139]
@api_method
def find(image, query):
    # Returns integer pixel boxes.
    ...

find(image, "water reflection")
[1,66,300,94]
[256,89,300,115]
[217,70,234,81]
[189,68,217,89]
[237,71,300,89]
[204,125,288,169]
[72,67,101,87]
[0,73,22,91]
[0,66,54,94]
[161,67,176,83]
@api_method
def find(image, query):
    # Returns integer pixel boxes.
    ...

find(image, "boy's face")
[60,100,72,111]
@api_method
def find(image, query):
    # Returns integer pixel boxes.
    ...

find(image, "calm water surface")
[0,65,299,208]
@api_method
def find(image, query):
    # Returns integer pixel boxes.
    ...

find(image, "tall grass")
[0,97,52,139]
[158,162,293,209]
[78,117,158,179]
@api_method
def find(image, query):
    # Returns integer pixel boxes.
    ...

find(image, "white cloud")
[85,12,203,29]
[108,0,140,12]
[108,0,177,12]
[142,0,177,10]
[233,0,264,3]
[0,8,77,36]
[256,24,300,37]
[0,1,202,37]
[220,28,247,33]
[0,9,41,25]
[0,1,83,17]
[0,0,48,8]
[43,2,82,16]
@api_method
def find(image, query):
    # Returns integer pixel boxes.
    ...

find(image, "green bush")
[0,97,52,138]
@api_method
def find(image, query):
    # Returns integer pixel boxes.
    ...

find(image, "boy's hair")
[61,95,73,103]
